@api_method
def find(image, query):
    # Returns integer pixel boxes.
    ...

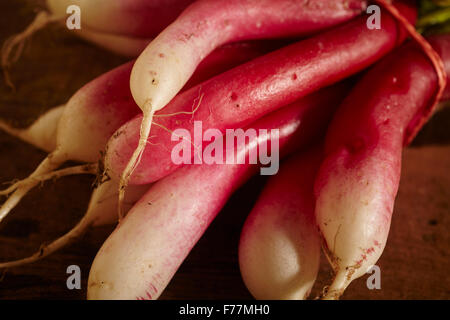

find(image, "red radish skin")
[239,148,322,300]
[0,43,270,222]
[123,0,368,208]
[108,2,416,187]
[417,35,450,111]
[87,83,349,300]
[0,41,276,157]
[131,0,367,108]
[315,35,450,300]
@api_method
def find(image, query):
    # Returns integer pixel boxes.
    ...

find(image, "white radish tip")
[321,269,353,300]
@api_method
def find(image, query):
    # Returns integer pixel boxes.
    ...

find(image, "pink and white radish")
[87,83,348,300]
[122,0,368,213]
[239,148,322,300]
[314,35,450,299]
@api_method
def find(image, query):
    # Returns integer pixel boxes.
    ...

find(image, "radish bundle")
[108,1,415,219]
[121,0,369,214]
[0,41,272,224]
[0,0,448,301]
[315,34,450,300]
[87,83,348,300]
[239,148,322,300]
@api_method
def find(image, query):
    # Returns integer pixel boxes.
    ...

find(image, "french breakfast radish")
[315,35,450,300]
[123,0,368,211]
[87,83,348,300]
[107,0,416,209]
[0,42,276,223]
[238,148,322,300]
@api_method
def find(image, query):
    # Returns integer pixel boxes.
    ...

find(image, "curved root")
[321,270,352,300]
[1,11,59,89]
[118,104,154,221]
[0,119,24,139]
[0,210,95,269]
[0,152,66,223]
[0,163,97,196]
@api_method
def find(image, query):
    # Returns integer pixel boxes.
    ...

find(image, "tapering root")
[0,119,23,138]
[321,270,352,300]
[0,209,95,269]
[0,154,62,223]
[1,11,59,89]
[0,163,97,196]
[118,104,154,220]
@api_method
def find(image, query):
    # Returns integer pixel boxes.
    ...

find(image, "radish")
[87,83,349,300]
[108,1,415,218]
[238,148,322,300]
[0,105,64,153]
[314,34,450,300]
[1,0,195,87]
[0,42,275,223]
[123,0,368,212]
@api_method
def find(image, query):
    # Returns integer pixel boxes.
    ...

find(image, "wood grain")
[0,0,448,300]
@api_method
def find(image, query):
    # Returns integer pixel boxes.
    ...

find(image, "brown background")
[0,0,449,300]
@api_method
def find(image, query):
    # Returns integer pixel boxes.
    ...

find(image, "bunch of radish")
[0,0,449,300]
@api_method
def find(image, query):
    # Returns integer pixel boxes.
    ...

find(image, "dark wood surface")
[0,0,449,300]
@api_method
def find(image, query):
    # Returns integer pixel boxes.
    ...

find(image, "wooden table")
[0,0,449,300]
